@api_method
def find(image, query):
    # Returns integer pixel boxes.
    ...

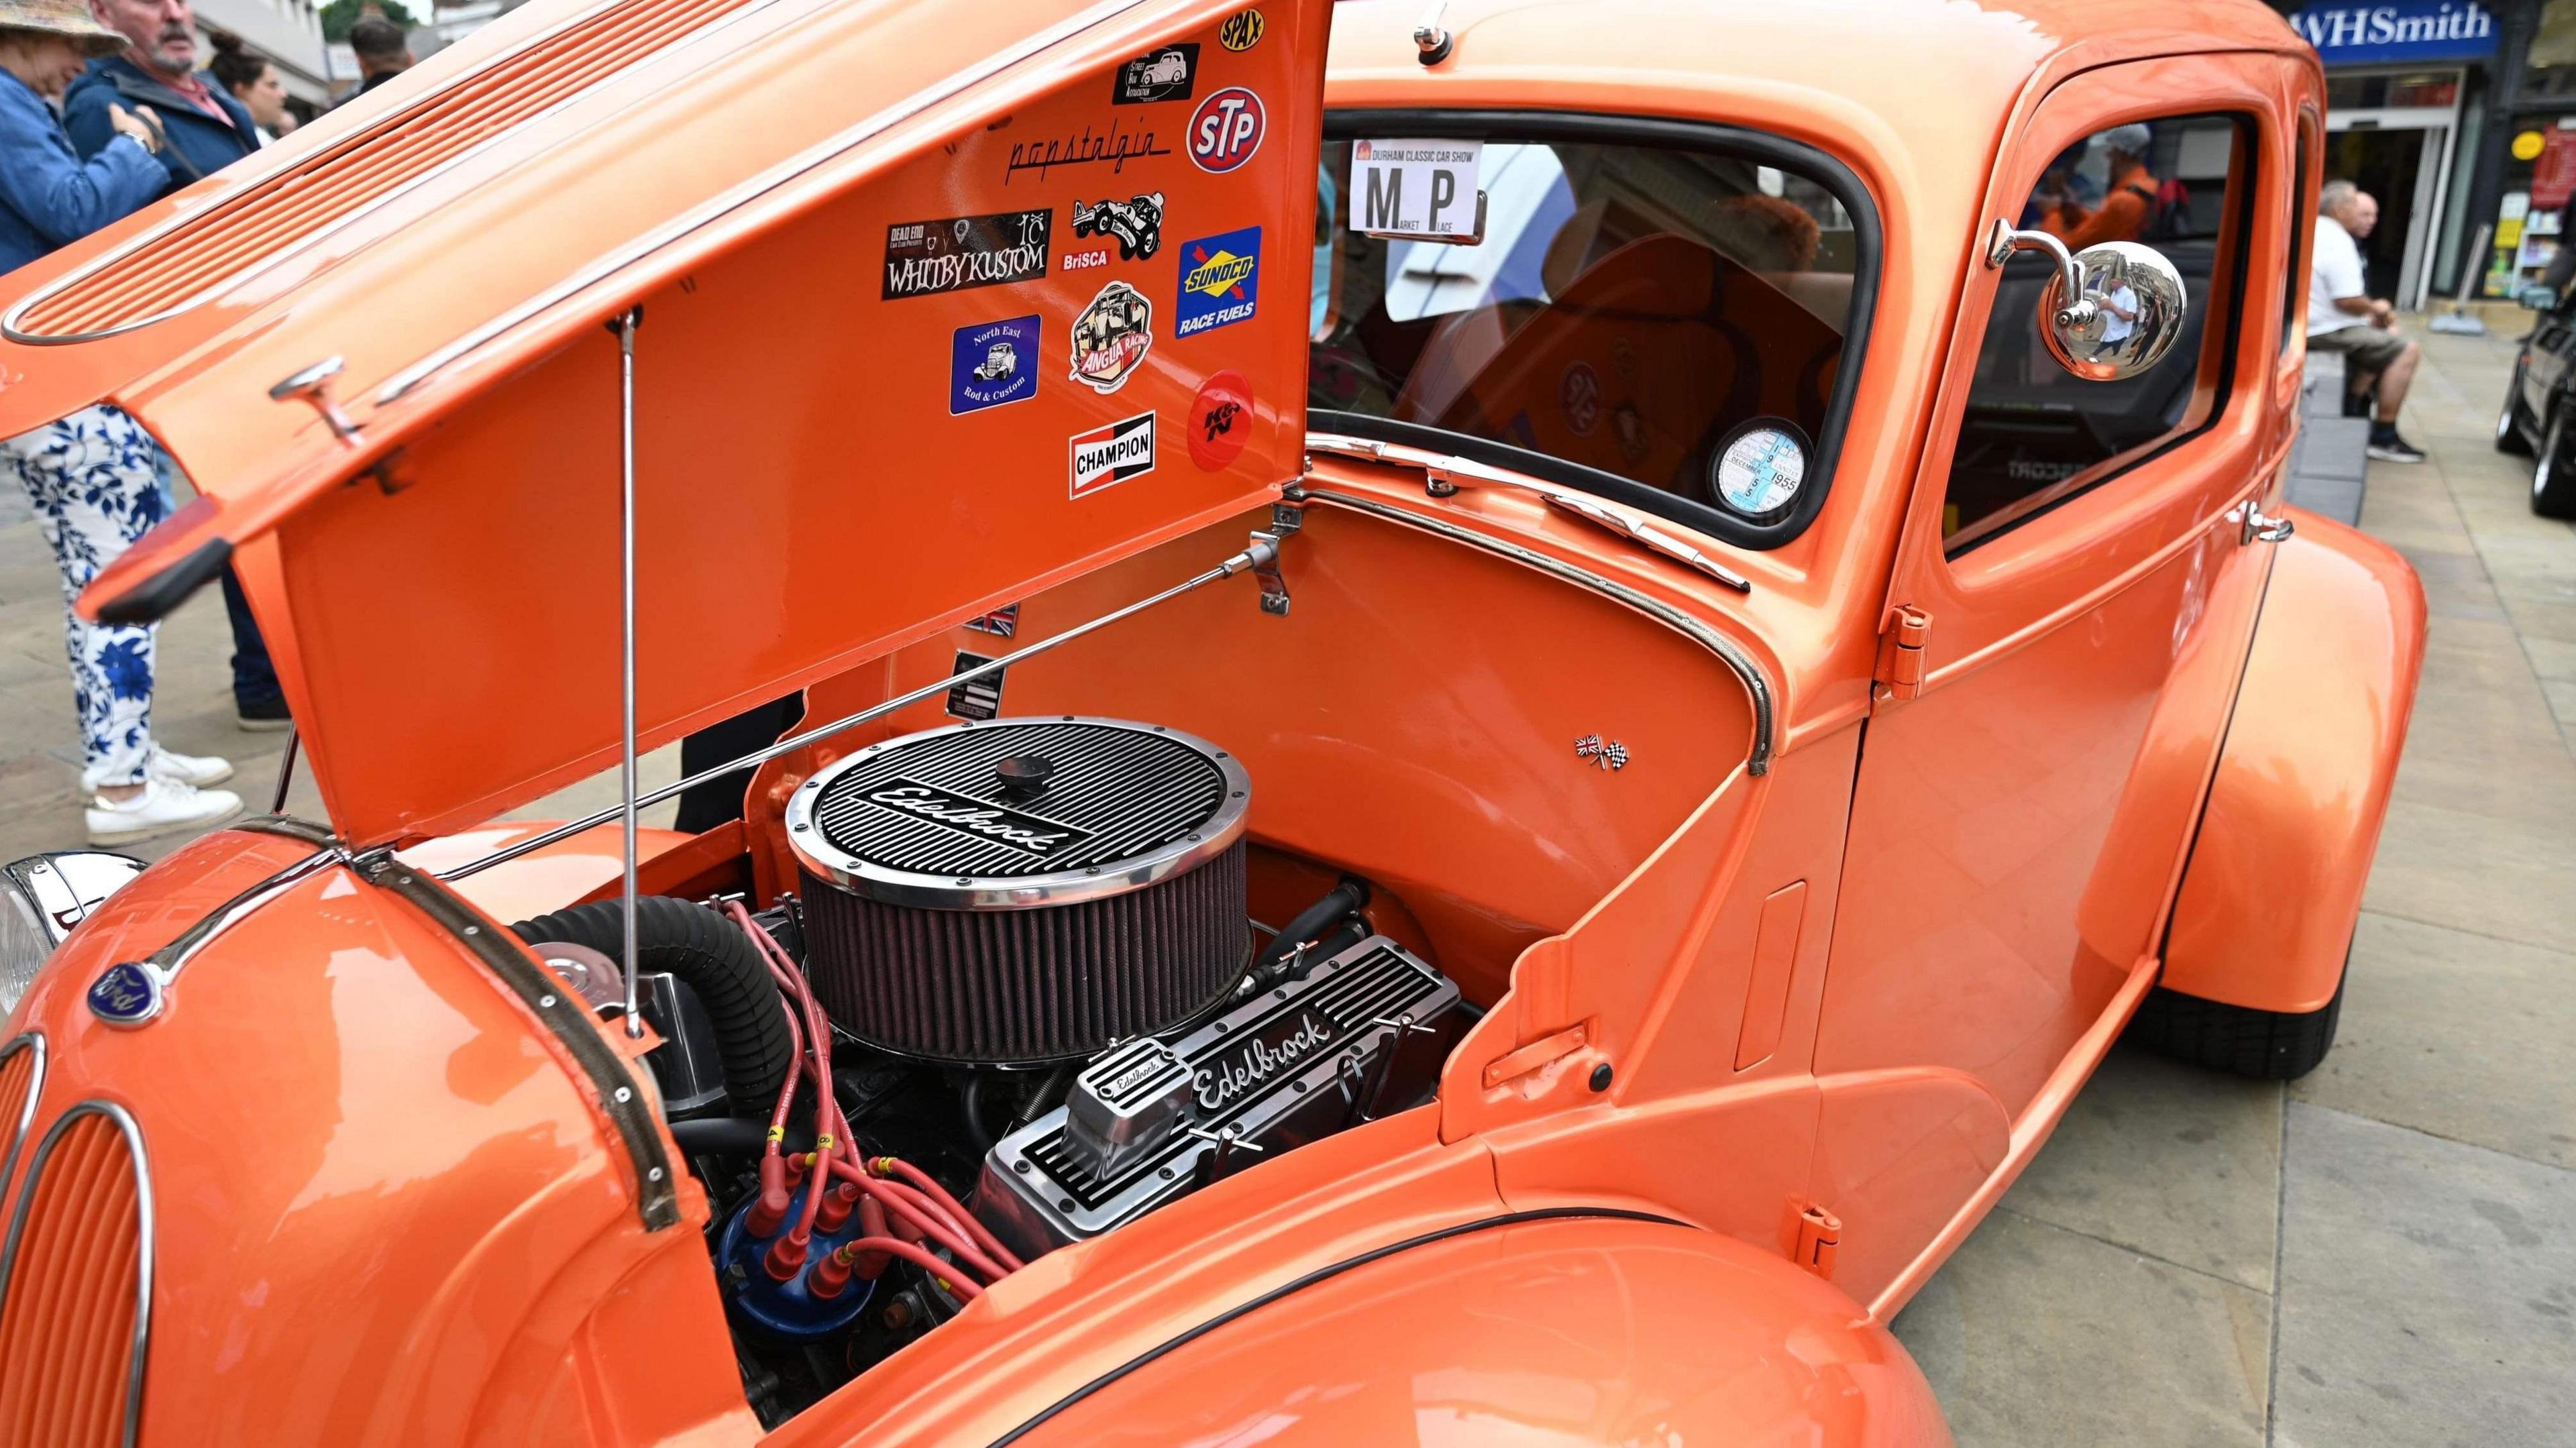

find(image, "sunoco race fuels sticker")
[1175,226,1260,337]
[951,315,1040,415]
[883,209,1052,300]
[1071,411,1156,498]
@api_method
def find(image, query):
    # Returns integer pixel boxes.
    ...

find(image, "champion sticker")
[1217,7,1265,51]
[1186,87,1265,174]
[1113,43,1197,104]
[963,603,1020,638]
[945,653,1007,722]
[1071,192,1165,260]
[1175,225,1260,337]
[1071,411,1157,498]
[950,314,1040,415]
[1070,280,1154,394]
[1188,370,1252,470]
[883,209,1051,300]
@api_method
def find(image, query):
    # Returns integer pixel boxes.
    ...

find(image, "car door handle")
[2237,502,2295,545]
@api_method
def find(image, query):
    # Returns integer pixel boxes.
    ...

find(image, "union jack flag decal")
[1573,735,1628,772]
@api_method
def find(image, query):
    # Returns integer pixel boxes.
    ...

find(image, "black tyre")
[2127,975,2344,1080]
[2498,359,2535,455]
[2537,404,2576,519]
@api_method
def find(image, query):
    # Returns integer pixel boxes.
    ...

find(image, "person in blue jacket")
[64,0,290,735]
[0,0,243,843]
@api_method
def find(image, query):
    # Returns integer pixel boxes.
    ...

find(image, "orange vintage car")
[0,0,2422,1443]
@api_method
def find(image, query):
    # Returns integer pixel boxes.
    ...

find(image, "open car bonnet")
[0,0,1326,846]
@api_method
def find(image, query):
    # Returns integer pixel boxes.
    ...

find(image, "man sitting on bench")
[2307,180,2424,463]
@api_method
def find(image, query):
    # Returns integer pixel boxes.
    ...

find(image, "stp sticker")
[1071,192,1165,260]
[1187,88,1265,174]
[883,209,1051,300]
[1175,226,1260,338]
[1071,411,1157,498]
[1218,7,1265,50]
[1070,280,1154,394]
[1113,43,1197,104]
[950,314,1040,415]
[1188,370,1253,470]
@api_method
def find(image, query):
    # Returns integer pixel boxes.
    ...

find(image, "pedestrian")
[347,13,411,97]
[0,0,240,842]
[206,32,288,144]
[67,0,293,732]
[2041,123,2159,249]
[2307,179,2427,463]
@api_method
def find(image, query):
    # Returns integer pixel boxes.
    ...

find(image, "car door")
[2524,286,2576,423]
[1803,54,2302,1308]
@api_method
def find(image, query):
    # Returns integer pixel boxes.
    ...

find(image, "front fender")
[2161,506,2427,1013]
[1002,1213,1951,1447]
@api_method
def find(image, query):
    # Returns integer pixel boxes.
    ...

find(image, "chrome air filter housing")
[785,717,1251,1065]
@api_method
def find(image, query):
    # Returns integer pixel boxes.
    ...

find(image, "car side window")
[1942,115,2250,552]
[2282,114,2315,355]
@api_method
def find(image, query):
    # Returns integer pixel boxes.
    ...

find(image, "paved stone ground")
[1894,323,2576,1445]
[1,327,2568,1442]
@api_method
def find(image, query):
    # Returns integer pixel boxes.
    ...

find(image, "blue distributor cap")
[716,1176,877,1341]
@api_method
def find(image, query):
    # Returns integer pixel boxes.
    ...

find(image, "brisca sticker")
[1186,88,1265,174]
[1175,226,1260,337]
[1113,43,1197,104]
[950,315,1039,415]
[1071,411,1157,498]
[963,604,1020,638]
[1069,280,1154,394]
[883,209,1051,300]
[1217,8,1265,51]
[1071,192,1165,260]
[1187,370,1252,471]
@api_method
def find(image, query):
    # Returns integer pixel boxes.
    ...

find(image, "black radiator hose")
[512,897,794,1118]
[1250,877,1373,987]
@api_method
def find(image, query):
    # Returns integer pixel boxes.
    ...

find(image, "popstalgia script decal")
[883,209,1052,300]
[863,777,1087,854]
[1007,119,1173,184]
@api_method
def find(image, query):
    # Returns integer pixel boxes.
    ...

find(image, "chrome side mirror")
[1986,221,2190,382]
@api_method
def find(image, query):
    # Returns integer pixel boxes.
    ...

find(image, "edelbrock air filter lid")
[784,717,1250,911]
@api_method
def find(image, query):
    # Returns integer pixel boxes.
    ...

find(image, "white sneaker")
[85,777,243,846]
[147,746,233,788]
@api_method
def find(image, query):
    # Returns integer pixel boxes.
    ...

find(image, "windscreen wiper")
[1303,431,1752,593]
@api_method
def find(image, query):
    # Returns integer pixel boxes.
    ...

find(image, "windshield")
[1308,125,1870,545]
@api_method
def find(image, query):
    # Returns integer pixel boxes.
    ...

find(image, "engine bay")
[515,712,1474,1427]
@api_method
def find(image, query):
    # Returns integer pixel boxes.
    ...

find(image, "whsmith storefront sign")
[2290,1,2500,66]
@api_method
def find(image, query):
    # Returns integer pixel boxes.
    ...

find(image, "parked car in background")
[2496,279,2576,516]
[0,1,2421,1444]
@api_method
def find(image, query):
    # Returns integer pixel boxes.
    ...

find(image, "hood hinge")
[1872,606,1931,708]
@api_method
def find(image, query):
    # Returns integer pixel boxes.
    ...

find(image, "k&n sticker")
[1071,412,1156,498]
[883,209,1052,300]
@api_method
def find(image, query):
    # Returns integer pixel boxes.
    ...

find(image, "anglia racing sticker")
[1071,411,1157,498]
[1186,87,1265,174]
[1069,279,1154,394]
[1187,370,1252,470]
[950,314,1039,415]
[883,209,1051,300]
[1175,226,1260,337]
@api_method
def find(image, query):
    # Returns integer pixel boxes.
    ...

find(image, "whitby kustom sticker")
[1070,279,1154,394]
[1175,225,1260,337]
[1112,42,1197,104]
[1217,7,1265,51]
[1071,410,1156,498]
[883,209,1051,300]
[1187,370,1252,471]
[1071,192,1165,260]
[1186,87,1265,174]
[950,314,1040,414]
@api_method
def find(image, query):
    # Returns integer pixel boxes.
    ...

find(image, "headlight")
[0,853,145,1017]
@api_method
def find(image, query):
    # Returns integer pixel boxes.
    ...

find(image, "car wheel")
[2498,359,2535,455]
[2538,404,2576,519]
[2127,972,2345,1080]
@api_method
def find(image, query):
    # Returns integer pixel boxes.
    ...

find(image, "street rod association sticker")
[1071,411,1156,498]
[1175,226,1260,338]
[1113,43,1197,104]
[883,209,1051,300]
[1070,280,1154,394]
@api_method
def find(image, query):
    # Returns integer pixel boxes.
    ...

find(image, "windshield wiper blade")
[1303,431,1752,593]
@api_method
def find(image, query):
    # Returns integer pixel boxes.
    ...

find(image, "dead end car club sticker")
[1175,226,1260,337]
[1071,411,1156,498]
[884,209,1051,300]
[1187,88,1265,174]
[1071,192,1165,260]
[1113,43,1197,104]
[1188,370,1252,471]
[1070,280,1153,394]
[951,315,1039,415]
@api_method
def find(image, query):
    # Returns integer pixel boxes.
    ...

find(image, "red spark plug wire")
[874,1154,1024,1272]
[822,1237,983,1301]
[818,1158,1007,1283]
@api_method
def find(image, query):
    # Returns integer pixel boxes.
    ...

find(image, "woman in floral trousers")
[2,406,238,843]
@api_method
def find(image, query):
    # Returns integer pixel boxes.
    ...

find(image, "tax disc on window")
[1709,420,1809,520]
